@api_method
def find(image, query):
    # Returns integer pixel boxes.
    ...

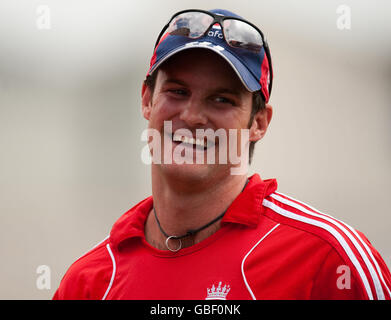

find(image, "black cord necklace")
[153,206,226,252]
[153,179,249,252]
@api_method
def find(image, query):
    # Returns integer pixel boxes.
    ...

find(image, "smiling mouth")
[172,133,215,150]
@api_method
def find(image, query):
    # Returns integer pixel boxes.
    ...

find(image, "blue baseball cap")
[147,9,273,103]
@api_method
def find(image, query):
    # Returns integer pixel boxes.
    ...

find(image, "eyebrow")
[163,78,188,87]
[213,87,243,96]
[163,78,243,96]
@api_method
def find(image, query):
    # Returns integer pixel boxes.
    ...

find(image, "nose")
[179,97,208,127]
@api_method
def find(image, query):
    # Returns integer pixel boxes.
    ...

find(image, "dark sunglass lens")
[167,12,214,38]
[223,19,263,52]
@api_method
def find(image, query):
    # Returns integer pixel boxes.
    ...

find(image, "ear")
[141,82,153,120]
[249,104,273,142]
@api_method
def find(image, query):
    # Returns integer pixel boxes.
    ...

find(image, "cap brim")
[148,43,262,93]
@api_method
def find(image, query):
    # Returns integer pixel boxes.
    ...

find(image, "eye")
[213,96,236,105]
[168,88,188,96]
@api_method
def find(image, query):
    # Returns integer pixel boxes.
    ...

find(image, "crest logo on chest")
[205,281,231,300]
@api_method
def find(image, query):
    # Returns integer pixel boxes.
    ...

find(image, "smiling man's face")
[142,48,262,183]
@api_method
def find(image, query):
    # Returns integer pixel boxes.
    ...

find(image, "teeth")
[173,133,206,147]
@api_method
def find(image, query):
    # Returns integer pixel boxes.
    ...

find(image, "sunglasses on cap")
[155,9,270,51]
[152,9,273,101]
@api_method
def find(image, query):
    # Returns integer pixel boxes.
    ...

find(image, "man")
[53,9,391,300]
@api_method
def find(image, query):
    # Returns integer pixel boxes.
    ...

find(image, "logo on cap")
[207,24,223,39]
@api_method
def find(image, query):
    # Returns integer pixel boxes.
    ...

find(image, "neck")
[144,165,248,250]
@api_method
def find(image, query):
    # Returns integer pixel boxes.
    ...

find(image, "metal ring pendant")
[165,236,182,252]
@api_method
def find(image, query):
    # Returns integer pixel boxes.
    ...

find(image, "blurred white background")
[0,0,390,299]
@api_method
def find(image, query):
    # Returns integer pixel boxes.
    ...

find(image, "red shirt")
[53,174,391,300]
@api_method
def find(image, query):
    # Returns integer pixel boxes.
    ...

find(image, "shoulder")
[53,236,115,300]
[245,191,391,299]
[53,196,152,300]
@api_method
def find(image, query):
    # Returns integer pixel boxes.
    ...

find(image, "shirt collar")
[109,174,277,249]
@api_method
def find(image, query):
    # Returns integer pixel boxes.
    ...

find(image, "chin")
[163,163,211,180]
[157,162,233,186]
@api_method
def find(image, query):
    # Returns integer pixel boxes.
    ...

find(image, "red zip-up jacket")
[53,174,391,300]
